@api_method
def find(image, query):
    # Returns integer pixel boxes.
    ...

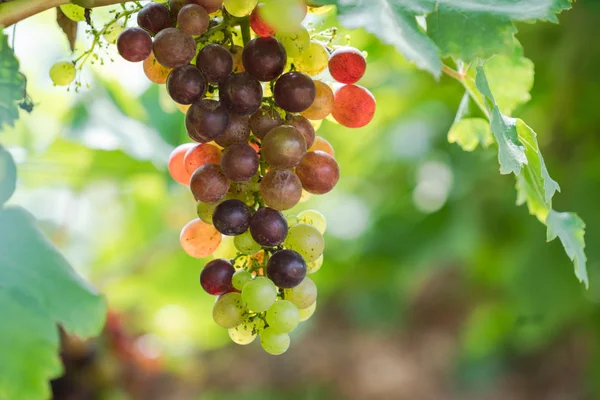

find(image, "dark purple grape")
[167,64,207,104]
[250,207,288,247]
[267,249,307,288]
[153,27,196,68]
[190,163,230,202]
[196,44,233,83]
[214,115,250,147]
[242,37,287,82]
[219,72,263,116]
[117,27,152,62]
[200,258,235,295]
[220,143,259,182]
[212,199,252,235]
[249,106,283,139]
[285,115,315,148]
[178,4,209,36]
[274,72,316,112]
[186,99,230,142]
[137,3,173,35]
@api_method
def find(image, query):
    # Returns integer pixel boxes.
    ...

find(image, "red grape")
[190,163,230,202]
[168,143,196,185]
[260,169,302,210]
[212,199,252,235]
[295,150,339,194]
[220,143,259,182]
[177,4,209,36]
[186,99,230,142]
[328,46,367,84]
[250,4,276,37]
[262,125,307,169]
[219,72,263,116]
[285,115,315,148]
[242,37,287,82]
[153,27,196,68]
[196,44,233,83]
[332,84,376,128]
[117,27,153,62]
[249,106,283,139]
[166,64,207,104]
[184,143,222,174]
[274,72,316,112]
[267,249,307,288]
[250,207,288,247]
[137,3,174,35]
[200,259,235,295]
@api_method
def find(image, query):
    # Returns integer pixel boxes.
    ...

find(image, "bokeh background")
[3,0,600,399]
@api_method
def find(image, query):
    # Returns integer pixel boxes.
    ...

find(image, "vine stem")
[0,0,136,28]
[442,64,490,120]
[240,17,251,46]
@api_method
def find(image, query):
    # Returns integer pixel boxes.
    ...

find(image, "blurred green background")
[2,0,600,399]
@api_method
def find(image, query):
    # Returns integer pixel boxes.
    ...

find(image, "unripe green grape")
[296,42,329,76]
[232,270,253,291]
[213,292,246,328]
[197,201,218,224]
[275,27,310,59]
[213,235,238,259]
[286,214,299,228]
[284,277,316,309]
[234,230,261,254]
[50,61,76,86]
[298,301,316,321]
[103,23,125,44]
[260,327,290,355]
[223,0,258,17]
[297,209,326,234]
[228,317,263,345]
[307,254,323,274]
[59,4,85,21]
[283,223,324,262]
[266,300,300,333]
[242,276,277,312]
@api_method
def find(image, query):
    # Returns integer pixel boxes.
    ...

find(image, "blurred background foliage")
[2,0,600,399]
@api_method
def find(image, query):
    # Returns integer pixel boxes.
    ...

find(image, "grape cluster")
[117,0,374,355]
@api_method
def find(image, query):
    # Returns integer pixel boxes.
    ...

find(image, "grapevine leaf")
[56,7,78,52]
[435,0,573,23]
[0,207,107,399]
[0,31,29,130]
[448,118,494,151]
[483,53,535,114]
[0,145,16,205]
[546,210,588,288]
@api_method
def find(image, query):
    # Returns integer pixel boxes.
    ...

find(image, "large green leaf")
[483,53,534,114]
[546,210,587,288]
[448,117,493,151]
[0,31,27,130]
[0,207,107,399]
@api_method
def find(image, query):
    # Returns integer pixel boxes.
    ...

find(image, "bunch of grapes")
[116,0,375,355]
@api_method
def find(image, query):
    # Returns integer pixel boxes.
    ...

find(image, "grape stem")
[239,17,251,46]
[441,64,490,119]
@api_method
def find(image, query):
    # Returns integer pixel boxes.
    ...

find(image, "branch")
[0,0,136,28]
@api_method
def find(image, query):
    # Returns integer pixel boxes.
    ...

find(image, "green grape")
[213,235,238,259]
[242,277,277,312]
[284,277,316,309]
[49,62,76,86]
[298,301,316,322]
[296,42,329,76]
[59,4,85,21]
[261,0,305,32]
[223,0,258,17]
[103,22,125,44]
[266,300,300,333]
[286,214,299,228]
[283,223,324,262]
[234,229,262,255]
[307,254,323,274]
[260,327,290,355]
[297,209,326,234]
[232,270,253,291]
[197,201,218,224]
[275,27,310,59]
[213,292,246,328]
[228,317,263,345]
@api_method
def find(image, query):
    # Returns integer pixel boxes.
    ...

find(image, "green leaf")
[0,207,107,398]
[448,118,494,151]
[546,210,588,288]
[0,31,27,130]
[483,53,534,114]
[0,145,16,205]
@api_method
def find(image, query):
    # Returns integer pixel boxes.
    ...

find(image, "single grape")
[283,276,317,309]
[267,249,307,288]
[153,27,196,68]
[196,44,233,83]
[197,201,218,224]
[260,327,290,355]
[274,72,316,112]
[285,115,315,148]
[234,230,261,255]
[297,209,326,234]
[229,317,262,345]
[219,72,263,116]
[260,0,306,33]
[186,99,230,142]
[213,292,245,328]
[283,223,324,262]
[329,46,367,84]
[230,45,245,73]
[306,254,323,274]
[166,64,207,104]
[168,143,196,185]
[309,136,335,157]
[59,4,85,22]
[295,151,339,194]
[200,258,235,295]
[223,0,258,17]
[296,42,328,76]
[250,207,288,247]
[213,235,238,259]
[262,125,306,169]
[191,0,224,13]
[214,115,250,147]
[180,218,222,258]
[168,0,187,16]
[143,51,173,84]
[242,37,287,82]
[301,81,334,121]
[49,61,76,86]
[332,84,376,128]
[220,143,259,182]
[137,2,173,35]
[250,3,275,37]
[275,26,309,59]
[266,300,300,333]
[190,163,230,202]
[184,142,222,175]
[249,106,283,139]
[117,27,153,62]
[212,199,252,236]
[298,301,316,321]
[260,169,302,211]
[232,270,253,290]
[177,4,209,36]
[242,276,277,312]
